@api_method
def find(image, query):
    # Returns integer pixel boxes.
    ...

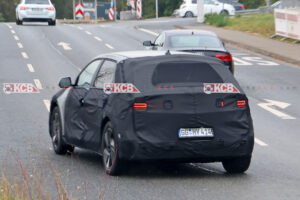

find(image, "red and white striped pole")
[136,0,142,19]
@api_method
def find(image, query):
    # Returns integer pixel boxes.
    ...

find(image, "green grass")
[205,14,275,37]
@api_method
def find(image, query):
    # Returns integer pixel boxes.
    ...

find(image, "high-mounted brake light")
[215,54,233,62]
[47,7,55,11]
[20,6,29,10]
[236,100,246,108]
[134,103,148,111]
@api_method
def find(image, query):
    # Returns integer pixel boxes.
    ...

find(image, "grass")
[205,14,275,37]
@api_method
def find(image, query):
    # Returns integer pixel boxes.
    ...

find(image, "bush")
[0,12,4,22]
[205,14,229,27]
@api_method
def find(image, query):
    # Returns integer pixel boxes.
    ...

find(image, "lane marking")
[11,30,16,34]
[78,26,83,30]
[100,25,111,28]
[105,43,114,49]
[85,31,92,35]
[27,64,35,72]
[242,57,279,66]
[21,52,29,59]
[138,28,159,36]
[233,57,252,66]
[6,24,12,29]
[14,35,20,41]
[94,36,102,41]
[258,99,295,120]
[255,138,268,147]
[17,42,23,48]
[43,100,50,112]
[57,42,72,50]
[34,79,43,90]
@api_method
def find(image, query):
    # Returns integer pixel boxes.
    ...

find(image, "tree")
[0,12,4,22]
[0,0,19,22]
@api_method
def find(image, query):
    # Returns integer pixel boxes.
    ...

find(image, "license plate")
[32,8,43,11]
[178,128,214,138]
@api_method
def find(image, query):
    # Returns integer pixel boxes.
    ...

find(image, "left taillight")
[241,5,245,9]
[236,100,246,108]
[20,6,29,10]
[215,54,233,62]
[134,103,148,111]
[47,7,55,11]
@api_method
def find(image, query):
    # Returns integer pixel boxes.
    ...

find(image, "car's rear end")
[114,54,254,166]
[17,0,56,25]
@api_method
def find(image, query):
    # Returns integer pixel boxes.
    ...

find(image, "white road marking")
[6,24,12,29]
[94,36,102,41]
[105,44,114,49]
[255,138,268,146]
[258,99,296,120]
[43,100,50,112]
[100,25,111,28]
[17,43,23,48]
[14,35,20,41]
[27,64,35,72]
[78,26,83,30]
[34,79,43,90]
[233,57,252,66]
[242,57,279,66]
[11,30,16,34]
[85,31,92,35]
[57,42,72,50]
[138,28,159,36]
[21,52,29,59]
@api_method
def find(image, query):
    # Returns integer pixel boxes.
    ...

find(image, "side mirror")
[143,40,153,47]
[59,77,72,88]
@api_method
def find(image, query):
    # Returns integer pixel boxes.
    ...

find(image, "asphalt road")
[0,18,300,200]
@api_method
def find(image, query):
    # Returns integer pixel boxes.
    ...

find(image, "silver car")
[16,0,56,26]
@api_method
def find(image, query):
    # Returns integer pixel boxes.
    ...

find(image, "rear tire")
[16,19,23,25]
[101,122,124,176]
[48,20,56,26]
[50,107,74,155]
[184,11,194,18]
[220,10,229,15]
[222,156,251,174]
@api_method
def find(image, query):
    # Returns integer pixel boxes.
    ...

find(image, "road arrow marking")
[43,100,50,112]
[57,42,72,50]
[258,99,295,119]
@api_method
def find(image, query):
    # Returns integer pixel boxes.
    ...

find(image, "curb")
[176,25,300,67]
[57,19,112,24]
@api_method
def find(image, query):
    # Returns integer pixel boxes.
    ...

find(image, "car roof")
[162,29,218,37]
[95,50,197,62]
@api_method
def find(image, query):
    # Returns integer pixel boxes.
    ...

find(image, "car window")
[192,0,197,4]
[77,60,102,87]
[154,34,165,47]
[25,0,49,4]
[94,60,117,88]
[204,0,215,4]
[169,35,222,49]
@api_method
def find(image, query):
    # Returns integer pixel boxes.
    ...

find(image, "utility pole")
[114,0,117,21]
[197,0,204,23]
[155,0,158,19]
[266,0,270,7]
[95,0,97,20]
[73,0,75,20]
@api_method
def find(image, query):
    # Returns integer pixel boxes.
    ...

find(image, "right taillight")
[215,54,233,62]
[236,100,246,108]
[134,103,148,111]
[20,6,29,10]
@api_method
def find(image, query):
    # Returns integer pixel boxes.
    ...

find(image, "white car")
[178,0,235,17]
[16,0,56,26]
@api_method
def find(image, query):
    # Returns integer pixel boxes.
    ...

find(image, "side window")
[77,60,101,87]
[204,0,214,4]
[94,60,117,88]
[192,0,197,4]
[154,34,165,47]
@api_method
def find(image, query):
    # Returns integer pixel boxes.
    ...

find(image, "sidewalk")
[181,25,300,66]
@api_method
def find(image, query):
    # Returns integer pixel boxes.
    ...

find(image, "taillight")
[236,100,246,108]
[20,6,29,10]
[134,103,148,111]
[215,54,233,62]
[47,7,55,11]
[241,5,244,9]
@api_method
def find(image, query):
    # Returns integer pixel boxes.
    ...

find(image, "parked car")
[16,0,56,26]
[143,30,235,74]
[217,0,245,11]
[177,0,236,17]
[49,51,254,176]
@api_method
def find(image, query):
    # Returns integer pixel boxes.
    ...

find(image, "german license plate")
[178,128,214,138]
[32,8,43,11]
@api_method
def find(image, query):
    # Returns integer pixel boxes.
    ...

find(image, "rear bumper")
[22,18,55,22]
[118,131,254,162]
[18,12,55,21]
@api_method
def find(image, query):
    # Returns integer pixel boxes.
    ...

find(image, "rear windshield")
[25,0,49,4]
[152,62,223,85]
[168,35,222,49]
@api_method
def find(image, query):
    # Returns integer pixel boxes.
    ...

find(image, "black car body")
[49,51,254,175]
[143,30,235,74]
